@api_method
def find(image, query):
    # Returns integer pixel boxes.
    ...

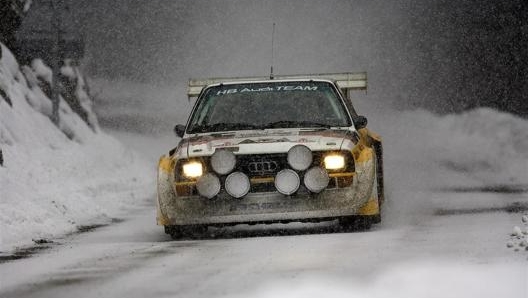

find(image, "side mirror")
[174,124,186,138]
[354,116,368,129]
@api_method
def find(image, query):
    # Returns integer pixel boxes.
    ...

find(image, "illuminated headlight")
[287,145,313,171]
[196,173,221,199]
[211,149,236,175]
[324,154,345,170]
[182,161,203,178]
[274,169,300,195]
[304,167,330,193]
[225,172,250,198]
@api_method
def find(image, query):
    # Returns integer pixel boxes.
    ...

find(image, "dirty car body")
[157,73,384,237]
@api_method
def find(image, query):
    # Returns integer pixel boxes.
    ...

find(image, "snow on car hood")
[181,128,358,157]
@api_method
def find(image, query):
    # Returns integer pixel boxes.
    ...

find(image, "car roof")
[204,78,336,88]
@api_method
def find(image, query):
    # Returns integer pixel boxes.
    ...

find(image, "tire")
[373,143,385,206]
[339,216,372,231]
[164,225,182,239]
[370,161,382,224]
[165,225,208,240]
[371,145,383,224]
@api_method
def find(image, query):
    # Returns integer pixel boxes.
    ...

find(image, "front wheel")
[339,216,372,231]
[165,225,208,239]
[371,145,384,224]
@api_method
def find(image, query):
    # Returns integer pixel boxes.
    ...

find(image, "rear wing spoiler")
[187,72,367,99]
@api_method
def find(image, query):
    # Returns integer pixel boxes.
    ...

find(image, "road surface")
[0,187,526,298]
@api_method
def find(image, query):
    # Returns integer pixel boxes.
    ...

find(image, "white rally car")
[157,73,384,238]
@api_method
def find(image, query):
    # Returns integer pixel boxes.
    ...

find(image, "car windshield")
[187,81,351,133]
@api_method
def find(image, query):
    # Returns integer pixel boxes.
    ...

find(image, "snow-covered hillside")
[0,44,154,252]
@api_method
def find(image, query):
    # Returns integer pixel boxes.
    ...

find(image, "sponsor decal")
[189,135,234,145]
[300,130,351,138]
[211,141,236,147]
[230,201,300,212]
[213,138,295,147]
[236,131,297,138]
[188,130,338,150]
[216,85,318,96]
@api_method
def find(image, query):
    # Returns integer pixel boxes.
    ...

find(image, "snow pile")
[430,108,528,186]
[507,214,528,252]
[356,101,528,229]
[30,58,52,83]
[371,106,528,189]
[0,44,154,251]
[60,59,100,131]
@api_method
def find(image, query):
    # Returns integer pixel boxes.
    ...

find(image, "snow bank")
[0,44,154,251]
[355,100,528,228]
[508,213,528,252]
[429,108,528,186]
[369,106,528,190]
[31,58,52,84]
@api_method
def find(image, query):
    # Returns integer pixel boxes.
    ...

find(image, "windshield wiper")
[262,121,332,129]
[190,122,261,133]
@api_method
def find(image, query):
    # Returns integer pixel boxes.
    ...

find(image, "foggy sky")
[69,0,526,116]
[76,1,388,80]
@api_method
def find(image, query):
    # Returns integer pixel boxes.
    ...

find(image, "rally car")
[157,73,384,238]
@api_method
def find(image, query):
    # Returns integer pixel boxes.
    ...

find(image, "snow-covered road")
[0,191,525,298]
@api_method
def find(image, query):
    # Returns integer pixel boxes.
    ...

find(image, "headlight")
[324,154,345,170]
[182,161,203,178]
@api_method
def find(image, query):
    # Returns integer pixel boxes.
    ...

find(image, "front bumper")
[157,157,375,226]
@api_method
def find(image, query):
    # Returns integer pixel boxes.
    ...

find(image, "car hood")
[181,129,358,157]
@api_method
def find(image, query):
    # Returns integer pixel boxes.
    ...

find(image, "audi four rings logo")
[248,161,278,173]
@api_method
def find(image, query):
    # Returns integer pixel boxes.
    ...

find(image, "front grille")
[237,154,288,177]
[248,160,279,174]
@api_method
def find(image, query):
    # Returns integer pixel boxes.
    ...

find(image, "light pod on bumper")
[225,172,251,198]
[275,169,300,195]
[287,145,313,171]
[304,167,330,193]
[196,173,221,199]
[211,149,236,175]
